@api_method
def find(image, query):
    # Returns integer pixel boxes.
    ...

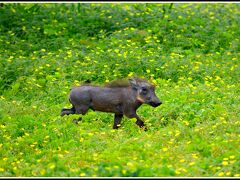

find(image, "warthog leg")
[113,114,123,129]
[136,117,148,131]
[125,112,148,131]
[136,118,145,128]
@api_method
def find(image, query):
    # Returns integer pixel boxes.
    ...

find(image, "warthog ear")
[128,78,138,90]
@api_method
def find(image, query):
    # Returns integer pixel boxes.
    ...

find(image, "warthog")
[61,78,162,130]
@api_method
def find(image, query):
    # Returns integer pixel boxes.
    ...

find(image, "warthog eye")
[141,87,148,94]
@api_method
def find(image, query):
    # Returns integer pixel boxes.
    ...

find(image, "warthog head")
[129,78,162,107]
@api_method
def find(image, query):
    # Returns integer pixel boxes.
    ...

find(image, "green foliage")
[0,3,239,177]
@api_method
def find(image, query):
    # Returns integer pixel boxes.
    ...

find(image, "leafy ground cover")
[0,3,239,177]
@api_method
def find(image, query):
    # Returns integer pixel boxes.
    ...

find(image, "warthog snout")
[149,99,162,107]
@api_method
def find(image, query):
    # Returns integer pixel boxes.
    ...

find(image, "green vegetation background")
[0,3,239,177]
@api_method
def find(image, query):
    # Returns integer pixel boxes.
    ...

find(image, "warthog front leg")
[125,112,147,131]
[135,117,145,128]
[135,116,147,131]
[113,114,123,129]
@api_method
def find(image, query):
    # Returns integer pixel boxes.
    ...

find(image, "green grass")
[0,3,239,177]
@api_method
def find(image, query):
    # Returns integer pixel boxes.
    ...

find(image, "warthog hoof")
[72,117,82,125]
[143,126,148,131]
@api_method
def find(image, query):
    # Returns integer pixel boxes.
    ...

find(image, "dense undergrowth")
[0,3,239,177]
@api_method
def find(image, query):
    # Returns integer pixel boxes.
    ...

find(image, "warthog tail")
[61,107,76,116]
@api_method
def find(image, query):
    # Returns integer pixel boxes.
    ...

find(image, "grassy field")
[0,3,239,177]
